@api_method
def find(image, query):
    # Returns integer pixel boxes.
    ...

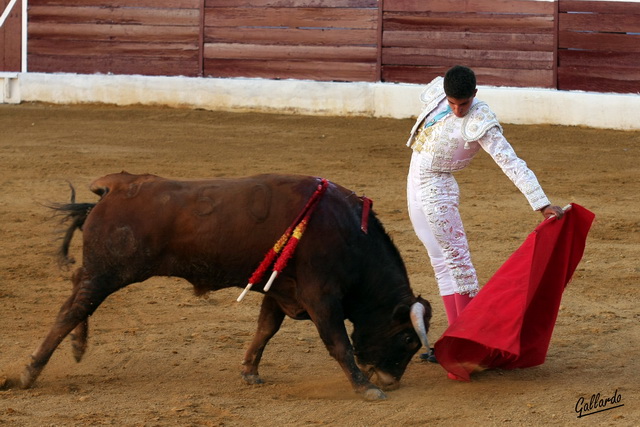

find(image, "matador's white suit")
[406,77,550,302]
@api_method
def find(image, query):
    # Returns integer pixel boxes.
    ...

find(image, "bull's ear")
[392,304,411,321]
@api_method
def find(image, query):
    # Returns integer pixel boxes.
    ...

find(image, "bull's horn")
[410,302,430,350]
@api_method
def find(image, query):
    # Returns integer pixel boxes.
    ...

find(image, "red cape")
[434,203,595,381]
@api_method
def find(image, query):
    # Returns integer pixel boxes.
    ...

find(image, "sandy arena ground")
[0,103,638,426]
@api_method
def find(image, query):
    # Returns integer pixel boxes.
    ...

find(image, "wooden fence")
[27,0,202,77]
[1,0,23,72]
[1,0,639,93]
[381,0,556,88]
[558,0,640,94]
[203,0,379,82]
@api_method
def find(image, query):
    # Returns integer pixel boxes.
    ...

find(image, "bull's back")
[81,172,335,280]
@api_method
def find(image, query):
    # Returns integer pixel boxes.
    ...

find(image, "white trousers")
[407,154,479,296]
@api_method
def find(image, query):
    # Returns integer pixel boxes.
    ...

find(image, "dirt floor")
[0,102,638,426]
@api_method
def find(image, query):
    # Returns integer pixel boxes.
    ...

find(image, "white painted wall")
[6,72,640,130]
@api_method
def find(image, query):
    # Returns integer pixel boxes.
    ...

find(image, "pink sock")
[442,294,458,325]
[454,292,473,314]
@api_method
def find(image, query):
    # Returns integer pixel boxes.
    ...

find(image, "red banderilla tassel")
[237,178,328,302]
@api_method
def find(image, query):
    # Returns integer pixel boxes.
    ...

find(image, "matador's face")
[446,89,478,118]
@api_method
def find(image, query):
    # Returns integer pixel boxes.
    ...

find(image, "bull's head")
[351,297,432,390]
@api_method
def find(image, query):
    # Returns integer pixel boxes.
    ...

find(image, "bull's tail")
[49,184,96,267]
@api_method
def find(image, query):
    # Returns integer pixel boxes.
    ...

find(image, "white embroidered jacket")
[406,77,550,211]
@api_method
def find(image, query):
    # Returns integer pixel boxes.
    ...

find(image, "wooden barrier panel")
[15,0,640,94]
[28,0,201,76]
[558,1,640,93]
[202,0,379,82]
[0,0,22,72]
[381,0,556,88]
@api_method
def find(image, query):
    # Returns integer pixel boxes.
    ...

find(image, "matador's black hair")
[444,65,477,99]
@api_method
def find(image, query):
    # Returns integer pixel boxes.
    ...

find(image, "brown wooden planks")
[559,12,640,34]
[204,43,376,62]
[383,11,555,34]
[29,54,200,76]
[558,67,640,94]
[559,50,640,69]
[18,0,640,93]
[381,0,555,88]
[559,31,640,53]
[204,7,377,29]
[205,0,378,8]
[383,47,553,70]
[204,27,376,46]
[1,0,22,71]
[560,0,640,14]
[383,65,553,88]
[27,2,200,76]
[557,0,640,92]
[384,0,554,14]
[29,0,200,8]
[29,22,200,43]
[30,39,198,58]
[204,58,376,81]
[202,3,378,81]
[383,31,554,51]
[29,5,200,26]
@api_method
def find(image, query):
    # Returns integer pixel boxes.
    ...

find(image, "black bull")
[19,172,432,400]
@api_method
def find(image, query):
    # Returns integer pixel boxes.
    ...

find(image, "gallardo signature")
[575,389,623,418]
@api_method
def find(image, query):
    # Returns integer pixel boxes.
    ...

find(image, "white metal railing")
[0,0,18,28]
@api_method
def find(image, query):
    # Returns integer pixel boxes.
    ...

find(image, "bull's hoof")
[18,373,34,390]
[19,364,41,389]
[362,387,387,401]
[241,373,264,385]
[71,343,86,363]
[19,370,34,389]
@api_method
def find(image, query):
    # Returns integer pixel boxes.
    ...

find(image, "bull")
[19,172,431,400]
